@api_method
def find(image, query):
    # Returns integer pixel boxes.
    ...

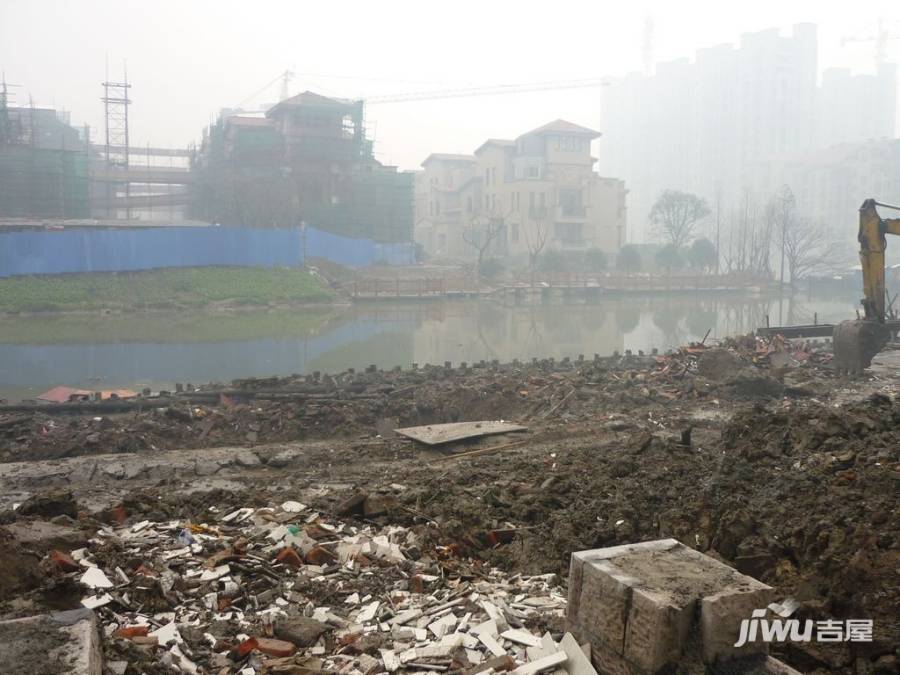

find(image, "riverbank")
[0,266,336,314]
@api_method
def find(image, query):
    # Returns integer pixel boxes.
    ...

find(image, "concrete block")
[0,608,102,674]
[623,587,695,673]
[576,560,639,654]
[566,539,775,675]
[591,640,641,675]
[701,582,775,665]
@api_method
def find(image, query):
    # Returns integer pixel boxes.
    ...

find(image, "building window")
[527,166,539,178]
[435,201,440,216]
[466,196,472,213]
[512,223,519,243]
[485,168,490,186]
[539,192,545,208]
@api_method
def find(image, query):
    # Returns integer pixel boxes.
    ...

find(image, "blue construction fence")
[0,225,415,277]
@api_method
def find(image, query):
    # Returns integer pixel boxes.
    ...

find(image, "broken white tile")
[460,634,480,650]
[380,648,401,672]
[170,644,199,674]
[199,565,230,582]
[428,613,458,638]
[560,632,596,675]
[470,619,499,637]
[415,644,452,660]
[267,524,290,542]
[480,601,509,631]
[281,500,305,512]
[221,507,254,523]
[502,629,542,648]
[81,593,112,609]
[131,520,151,532]
[478,632,507,657]
[163,546,191,560]
[358,601,381,623]
[390,608,422,626]
[512,652,567,675]
[466,648,484,665]
[80,567,113,589]
[399,647,419,664]
[345,592,360,605]
[151,622,183,646]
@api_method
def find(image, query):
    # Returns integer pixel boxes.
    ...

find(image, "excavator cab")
[832,199,900,372]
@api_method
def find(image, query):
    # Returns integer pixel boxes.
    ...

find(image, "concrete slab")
[394,421,527,446]
[0,608,102,674]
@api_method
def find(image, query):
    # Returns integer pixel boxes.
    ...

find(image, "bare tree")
[773,185,796,285]
[783,216,840,284]
[463,208,509,278]
[521,217,549,287]
[721,189,773,279]
[649,190,710,249]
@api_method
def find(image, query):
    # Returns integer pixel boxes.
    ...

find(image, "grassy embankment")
[0,267,335,314]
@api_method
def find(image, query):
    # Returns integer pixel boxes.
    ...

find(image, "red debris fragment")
[113,625,151,639]
[48,549,80,573]
[305,545,336,565]
[275,547,303,569]
[134,564,157,577]
[109,504,127,525]
[235,637,259,658]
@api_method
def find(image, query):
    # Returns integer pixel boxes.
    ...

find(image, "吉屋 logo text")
[734,608,873,647]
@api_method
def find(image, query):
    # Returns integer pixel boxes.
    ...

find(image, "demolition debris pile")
[37,497,590,675]
[0,335,834,463]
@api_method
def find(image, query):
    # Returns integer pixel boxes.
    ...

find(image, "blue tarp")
[0,225,415,277]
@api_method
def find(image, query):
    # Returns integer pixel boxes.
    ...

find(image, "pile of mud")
[381,395,898,672]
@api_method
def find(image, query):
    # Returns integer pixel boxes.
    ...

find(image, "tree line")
[648,186,843,284]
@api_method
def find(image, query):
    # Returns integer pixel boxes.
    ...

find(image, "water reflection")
[0,290,861,401]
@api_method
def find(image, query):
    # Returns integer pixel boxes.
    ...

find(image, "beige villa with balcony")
[414,120,627,260]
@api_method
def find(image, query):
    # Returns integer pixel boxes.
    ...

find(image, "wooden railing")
[349,277,483,298]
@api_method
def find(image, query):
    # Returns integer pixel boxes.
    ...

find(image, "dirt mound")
[380,396,899,671]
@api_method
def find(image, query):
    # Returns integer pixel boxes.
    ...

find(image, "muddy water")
[0,290,860,401]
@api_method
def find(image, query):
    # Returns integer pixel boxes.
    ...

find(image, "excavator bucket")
[832,319,890,373]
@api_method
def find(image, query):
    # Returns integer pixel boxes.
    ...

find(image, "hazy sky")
[2,0,898,170]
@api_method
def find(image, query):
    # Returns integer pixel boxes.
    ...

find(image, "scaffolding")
[101,72,131,217]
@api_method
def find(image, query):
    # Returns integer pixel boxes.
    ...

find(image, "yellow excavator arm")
[833,199,900,372]
[858,198,900,321]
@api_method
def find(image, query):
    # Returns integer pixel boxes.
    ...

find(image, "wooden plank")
[394,421,528,446]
